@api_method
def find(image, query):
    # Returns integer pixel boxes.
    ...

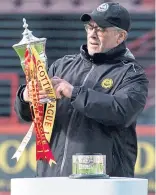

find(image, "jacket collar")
[80,42,127,64]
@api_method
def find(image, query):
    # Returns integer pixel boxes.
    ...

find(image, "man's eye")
[88,26,93,30]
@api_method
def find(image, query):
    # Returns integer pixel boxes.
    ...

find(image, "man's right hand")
[23,81,53,103]
[23,82,32,103]
[23,81,38,103]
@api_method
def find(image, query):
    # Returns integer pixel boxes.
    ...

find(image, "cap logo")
[101,78,113,89]
[97,3,109,12]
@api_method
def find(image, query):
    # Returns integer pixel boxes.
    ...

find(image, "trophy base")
[69,173,110,179]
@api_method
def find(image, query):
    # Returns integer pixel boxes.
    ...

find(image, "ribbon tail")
[49,159,56,166]
[12,123,34,161]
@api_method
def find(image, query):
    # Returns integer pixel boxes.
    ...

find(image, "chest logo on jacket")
[101,78,113,89]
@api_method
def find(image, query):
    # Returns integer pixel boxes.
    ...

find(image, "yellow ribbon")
[30,45,56,143]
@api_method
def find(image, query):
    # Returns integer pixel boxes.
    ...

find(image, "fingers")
[24,80,45,102]
[52,78,73,99]
[38,77,64,99]
[53,76,61,80]
[24,77,68,102]
[51,77,62,86]
[39,90,47,95]
[39,90,48,100]
[54,84,63,99]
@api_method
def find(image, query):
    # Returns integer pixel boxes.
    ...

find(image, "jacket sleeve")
[71,70,148,127]
[14,85,32,122]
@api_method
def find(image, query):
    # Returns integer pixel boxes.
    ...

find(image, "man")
[15,2,148,177]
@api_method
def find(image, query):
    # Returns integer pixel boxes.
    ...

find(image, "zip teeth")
[60,65,95,175]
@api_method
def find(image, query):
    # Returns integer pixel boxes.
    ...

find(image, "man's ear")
[117,31,127,44]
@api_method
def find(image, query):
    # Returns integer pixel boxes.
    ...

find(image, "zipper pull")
[89,58,93,63]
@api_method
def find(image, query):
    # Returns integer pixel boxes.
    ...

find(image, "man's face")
[85,20,121,56]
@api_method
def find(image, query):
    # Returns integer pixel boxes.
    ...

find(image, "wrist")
[17,85,29,104]
[23,88,29,102]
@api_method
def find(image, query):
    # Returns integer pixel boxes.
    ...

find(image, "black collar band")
[80,42,127,64]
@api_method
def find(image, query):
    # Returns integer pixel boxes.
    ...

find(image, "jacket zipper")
[60,64,95,175]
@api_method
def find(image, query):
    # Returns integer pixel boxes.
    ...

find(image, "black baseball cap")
[80,2,131,32]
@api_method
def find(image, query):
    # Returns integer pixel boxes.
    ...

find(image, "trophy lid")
[13,18,46,48]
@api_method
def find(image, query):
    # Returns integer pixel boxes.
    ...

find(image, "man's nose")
[89,29,97,38]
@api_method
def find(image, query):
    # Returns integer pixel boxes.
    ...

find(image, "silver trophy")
[13,18,52,103]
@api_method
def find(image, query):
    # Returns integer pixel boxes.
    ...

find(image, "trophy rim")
[12,38,47,48]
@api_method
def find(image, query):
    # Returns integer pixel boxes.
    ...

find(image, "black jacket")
[15,42,148,177]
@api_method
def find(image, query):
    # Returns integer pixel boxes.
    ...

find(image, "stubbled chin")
[88,47,100,55]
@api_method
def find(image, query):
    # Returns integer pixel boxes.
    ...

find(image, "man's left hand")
[51,76,74,99]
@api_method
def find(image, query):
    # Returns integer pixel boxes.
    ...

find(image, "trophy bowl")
[12,18,54,103]
[12,18,47,72]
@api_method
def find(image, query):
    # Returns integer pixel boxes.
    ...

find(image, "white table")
[11,177,148,195]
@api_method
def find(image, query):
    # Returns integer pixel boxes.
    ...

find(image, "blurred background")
[0,0,155,195]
